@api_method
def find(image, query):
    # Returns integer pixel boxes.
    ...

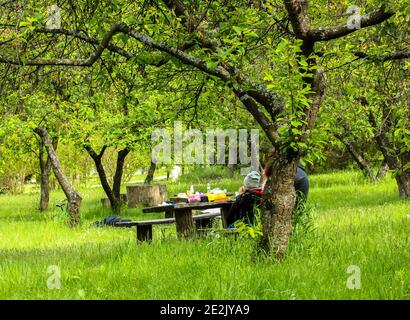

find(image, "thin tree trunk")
[337,136,376,181]
[113,148,130,198]
[84,145,120,213]
[34,127,82,226]
[368,107,408,197]
[39,137,58,211]
[144,161,156,184]
[227,163,235,178]
[112,148,130,209]
[375,160,389,181]
[39,140,50,211]
[85,146,130,213]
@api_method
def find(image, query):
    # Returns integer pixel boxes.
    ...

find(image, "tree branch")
[84,145,106,161]
[283,0,310,39]
[1,21,283,143]
[233,88,279,146]
[2,22,283,113]
[308,7,395,42]
[0,23,125,66]
[354,50,410,62]
[35,27,134,59]
[35,27,197,67]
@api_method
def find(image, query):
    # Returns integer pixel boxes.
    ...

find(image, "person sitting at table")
[261,162,309,201]
[226,171,263,228]
[226,163,309,228]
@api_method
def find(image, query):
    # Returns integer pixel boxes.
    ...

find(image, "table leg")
[175,209,194,239]
[221,207,230,229]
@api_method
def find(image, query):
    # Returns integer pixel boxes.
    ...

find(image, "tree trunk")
[397,152,410,199]
[338,136,375,181]
[85,146,130,213]
[255,42,324,260]
[126,185,168,207]
[34,127,82,226]
[144,161,156,184]
[375,160,389,181]
[259,53,324,259]
[259,159,298,260]
[39,137,58,211]
[39,140,51,211]
[84,145,118,213]
[227,163,235,178]
[368,107,409,198]
[112,148,130,209]
[396,171,410,199]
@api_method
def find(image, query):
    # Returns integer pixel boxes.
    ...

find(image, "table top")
[142,201,234,213]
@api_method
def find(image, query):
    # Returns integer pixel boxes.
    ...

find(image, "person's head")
[243,171,261,190]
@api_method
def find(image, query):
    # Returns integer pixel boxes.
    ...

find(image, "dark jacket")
[226,189,263,228]
[295,164,309,197]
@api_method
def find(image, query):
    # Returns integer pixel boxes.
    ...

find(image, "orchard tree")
[320,9,409,195]
[1,1,407,258]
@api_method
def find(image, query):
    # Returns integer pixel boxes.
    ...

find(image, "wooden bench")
[142,201,233,239]
[115,211,222,242]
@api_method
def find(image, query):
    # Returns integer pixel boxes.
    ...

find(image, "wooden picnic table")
[142,201,234,238]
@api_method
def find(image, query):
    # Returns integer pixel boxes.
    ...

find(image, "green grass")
[0,170,408,299]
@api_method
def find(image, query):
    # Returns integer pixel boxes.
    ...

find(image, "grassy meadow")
[0,170,409,299]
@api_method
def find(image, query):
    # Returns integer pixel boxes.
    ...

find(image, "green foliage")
[264,39,317,153]
[1,0,408,180]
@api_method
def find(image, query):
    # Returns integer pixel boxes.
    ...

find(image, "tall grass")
[0,170,408,299]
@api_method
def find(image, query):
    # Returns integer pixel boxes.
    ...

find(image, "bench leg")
[136,225,153,243]
[175,209,194,239]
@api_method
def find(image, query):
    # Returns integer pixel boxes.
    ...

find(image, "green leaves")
[19,10,44,34]
[125,15,137,25]
[235,220,263,239]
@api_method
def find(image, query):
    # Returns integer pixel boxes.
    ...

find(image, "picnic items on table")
[207,192,228,202]
[169,185,232,204]
[188,193,201,203]
[207,187,230,202]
